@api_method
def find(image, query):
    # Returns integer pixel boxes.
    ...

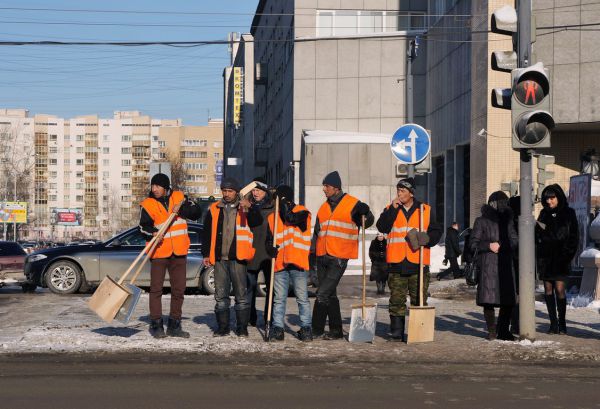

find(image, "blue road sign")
[390,124,431,165]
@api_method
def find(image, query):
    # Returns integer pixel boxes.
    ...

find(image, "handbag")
[464,247,479,286]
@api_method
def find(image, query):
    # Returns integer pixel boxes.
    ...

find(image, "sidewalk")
[1,277,599,364]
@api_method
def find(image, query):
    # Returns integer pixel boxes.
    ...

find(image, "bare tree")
[165,151,188,192]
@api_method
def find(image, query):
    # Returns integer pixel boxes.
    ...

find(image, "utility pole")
[406,37,419,178]
[517,0,537,341]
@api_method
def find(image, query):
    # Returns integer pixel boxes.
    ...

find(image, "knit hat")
[396,177,415,193]
[252,176,269,192]
[488,190,509,210]
[150,173,170,190]
[220,177,241,192]
[322,171,342,189]
[275,185,294,201]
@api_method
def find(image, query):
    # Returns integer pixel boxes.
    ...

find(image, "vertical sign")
[568,174,592,267]
[233,67,244,126]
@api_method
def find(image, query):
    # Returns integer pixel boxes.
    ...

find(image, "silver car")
[24,223,214,295]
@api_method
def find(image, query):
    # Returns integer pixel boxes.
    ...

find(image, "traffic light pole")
[517,0,536,341]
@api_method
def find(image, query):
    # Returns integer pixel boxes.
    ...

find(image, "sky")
[0,0,258,125]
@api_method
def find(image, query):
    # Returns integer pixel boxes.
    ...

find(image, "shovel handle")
[266,196,280,330]
[361,215,366,319]
[419,203,424,308]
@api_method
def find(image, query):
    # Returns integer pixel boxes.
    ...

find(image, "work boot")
[235,309,250,337]
[545,294,559,334]
[297,326,313,342]
[483,309,496,341]
[311,300,328,338]
[389,315,405,342]
[323,328,344,340]
[149,318,167,339]
[268,326,285,341]
[557,297,567,335]
[166,317,190,338]
[213,310,230,337]
[376,281,386,295]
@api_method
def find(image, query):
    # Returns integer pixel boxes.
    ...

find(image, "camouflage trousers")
[388,271,430,316]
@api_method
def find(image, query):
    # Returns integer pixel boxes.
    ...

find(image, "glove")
[417,231,430,246]
[354,202,370,216]
[406,228,420,250]
[266,245,279,259]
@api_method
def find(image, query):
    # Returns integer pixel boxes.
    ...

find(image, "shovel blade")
[349,304,377,343]
[407,306,435,343]
[114,284,143,325]
[87,276,132,323]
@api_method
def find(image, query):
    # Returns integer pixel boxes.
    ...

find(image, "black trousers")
[312,255,347,333]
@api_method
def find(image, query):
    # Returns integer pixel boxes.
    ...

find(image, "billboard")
[0,202,27,224]
[50,208,83,226]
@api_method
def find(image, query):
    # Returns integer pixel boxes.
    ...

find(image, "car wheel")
[201,266,215,294]
[45,260,83,294]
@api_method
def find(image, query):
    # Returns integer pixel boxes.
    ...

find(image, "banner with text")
[50,208,84,226]
[0,202,27,224]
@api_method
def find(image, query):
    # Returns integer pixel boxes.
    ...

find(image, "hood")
[481,203,513,221]
[541,183,568,211]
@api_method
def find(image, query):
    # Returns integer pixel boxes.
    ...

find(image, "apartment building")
[0,110,183,241]
[158,119,224,199]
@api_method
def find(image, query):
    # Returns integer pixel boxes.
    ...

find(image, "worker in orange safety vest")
[139,173,201,339]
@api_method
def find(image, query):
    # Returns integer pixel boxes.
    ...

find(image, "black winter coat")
[368,237,387,262]
[470,205,518,307]
[444,227,461,258]
[246,195,275,271]
[535,184,579,281]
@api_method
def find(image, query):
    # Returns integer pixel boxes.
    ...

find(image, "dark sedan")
[24,223,214,295]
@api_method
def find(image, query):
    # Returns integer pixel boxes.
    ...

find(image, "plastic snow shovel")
[407,203,435,343]
[264,196,279,342]
[349,216,377,343]
[88,201,182,323]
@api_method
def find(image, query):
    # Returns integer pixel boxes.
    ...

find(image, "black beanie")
[322,171,342,189]
[275,185,294,201]
[396,177,415,193]
[150,173,170,190]
[220,177,241,192]
[252,176,269,192]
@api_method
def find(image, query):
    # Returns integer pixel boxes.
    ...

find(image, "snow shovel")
[264,196,279,342]
[88,201,182,323]
[349,216,377,343]
[407,204,435,344]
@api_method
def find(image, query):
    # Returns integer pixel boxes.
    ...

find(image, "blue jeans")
[272,268,312,329]
[214,260,248,312]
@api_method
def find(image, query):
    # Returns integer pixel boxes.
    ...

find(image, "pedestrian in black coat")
[470,191,518,341]
[368,233,388,294]
[438,222,462,280]
[536,184,579,335]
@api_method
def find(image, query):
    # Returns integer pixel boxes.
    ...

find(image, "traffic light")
[536,154,555,199]
[490,5,517,110]
[511,63,555,149]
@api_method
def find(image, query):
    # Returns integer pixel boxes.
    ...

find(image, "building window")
[213,141,221,148]
[76,195,84,202]
[316,10,425,36]
[122,135,131,142]
[102,147,110,154]
[76,183,83,189]
[76,135,84,141]
[76,147,84,154]
[49,171,57,178]
[121,171,131,178]
[76,159,83,166]
[121,159,131,166]
[49,134,58,141]
[121,183,131,189]
[49,146,58,154]
[121,147,131,154]
[76,171,83,178]
[49,159,57,165]
[214,152,220,159]
[158,141,166,147]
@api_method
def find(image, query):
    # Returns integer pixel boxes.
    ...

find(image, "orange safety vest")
[267,205,312,271]
[315,194,359,259]
[140,191,190,259]
[386,203,431,265]
[208,202,255,264]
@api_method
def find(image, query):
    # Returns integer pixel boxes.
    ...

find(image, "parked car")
[24,223,214,295]
[0,241,29,290]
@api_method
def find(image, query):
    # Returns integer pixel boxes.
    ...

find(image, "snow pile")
[514,339,556,347]
[569,295,600,310]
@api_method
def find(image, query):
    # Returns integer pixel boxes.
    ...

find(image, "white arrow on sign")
[391,129,418,163]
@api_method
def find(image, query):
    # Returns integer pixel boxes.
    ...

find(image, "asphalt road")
[1,354,599,409]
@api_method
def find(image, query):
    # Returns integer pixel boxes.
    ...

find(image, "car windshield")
[0,242,26,256]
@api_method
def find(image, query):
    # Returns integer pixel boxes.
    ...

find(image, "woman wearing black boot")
[536,185,579,335]
[470,191,519,341]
